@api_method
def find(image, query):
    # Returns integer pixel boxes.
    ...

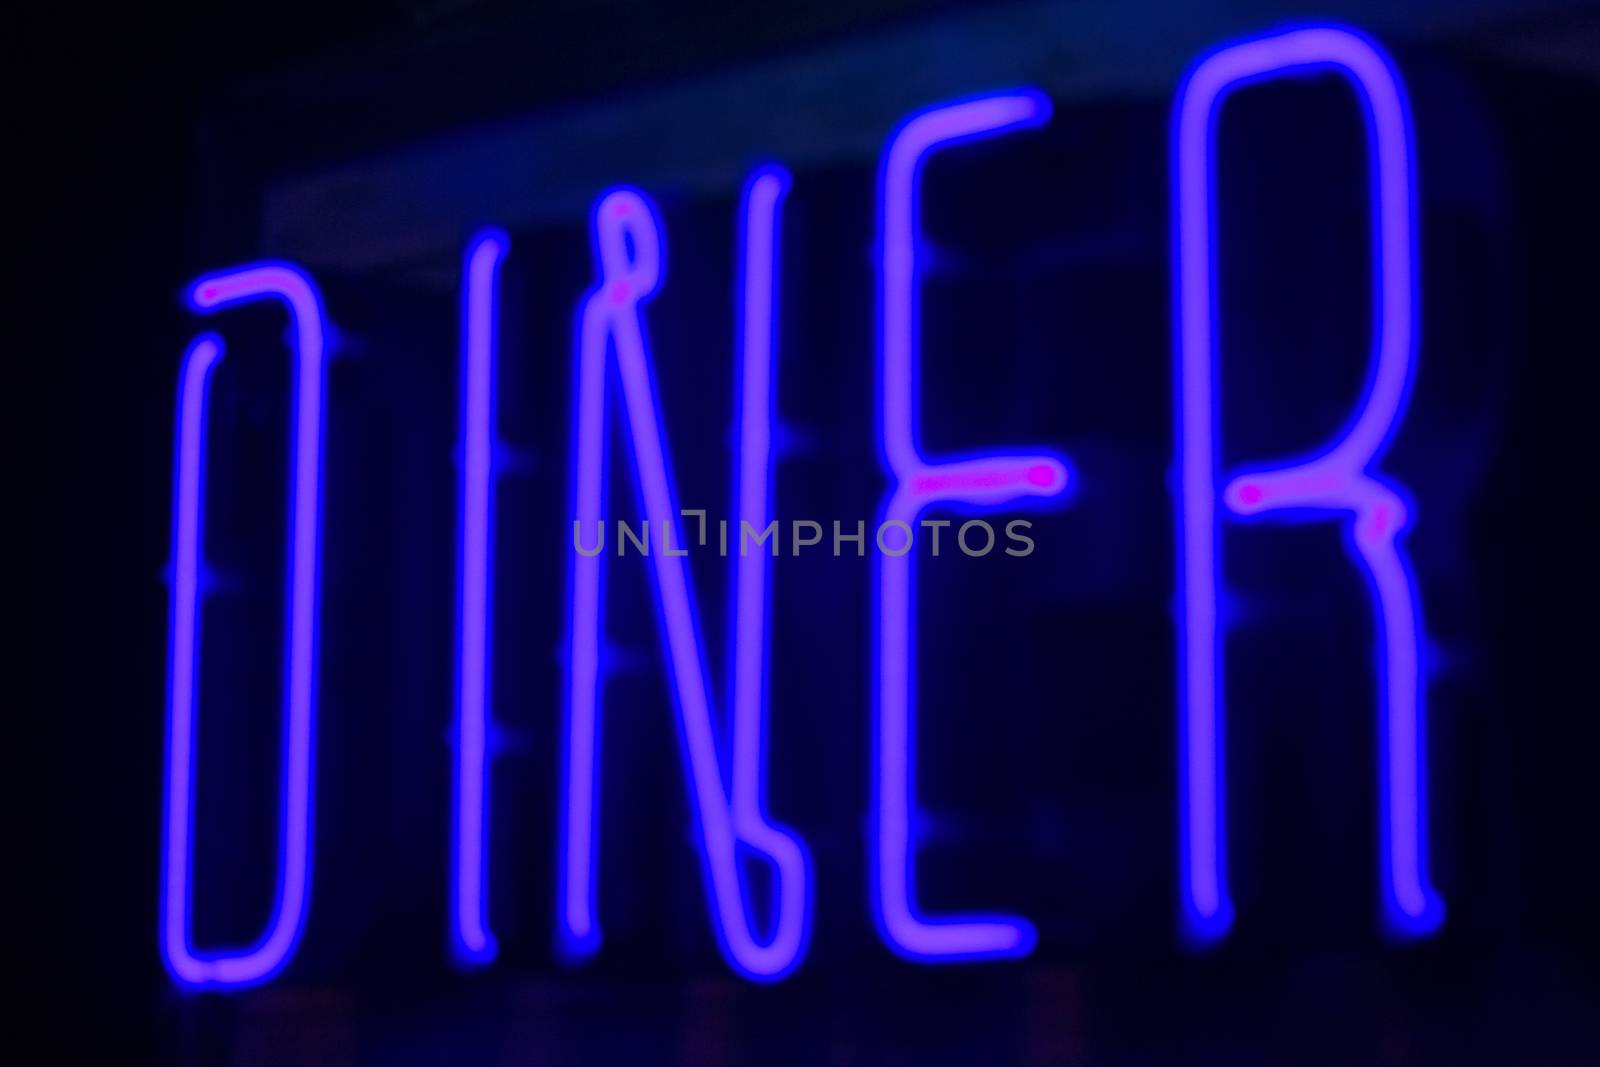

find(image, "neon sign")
[872,92,1070,963]
[162,265,330,991]
[1172,24,1442,944]
[452,229,510,964]
[162,22,1440,989]
[559,175,811,981]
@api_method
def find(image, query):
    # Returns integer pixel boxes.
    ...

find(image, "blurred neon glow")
[872,92,1069,962]
[161,264,329,990]
[1173,23,1443,944]
[559,172,811,980]
[451,229,509,965]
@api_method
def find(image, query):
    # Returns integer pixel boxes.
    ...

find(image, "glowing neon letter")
[1174,24,1444,943]
[873,93,1070,962]
[560,170,811,980]
[452,230,509,964]
[161,264,329,990]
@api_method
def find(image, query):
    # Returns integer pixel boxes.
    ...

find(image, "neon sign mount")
[162,21,1440,990]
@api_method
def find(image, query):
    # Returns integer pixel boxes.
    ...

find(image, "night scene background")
[18,0,1600,1063]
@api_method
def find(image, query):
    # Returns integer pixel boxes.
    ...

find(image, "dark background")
[18,1,1600,1062]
